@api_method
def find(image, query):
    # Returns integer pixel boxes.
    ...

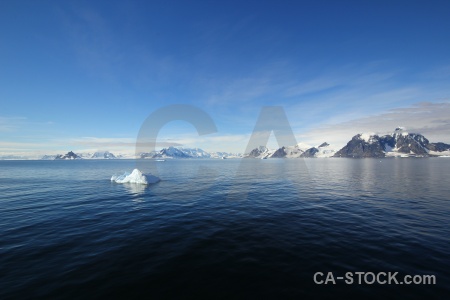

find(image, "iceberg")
[111,169,160,185]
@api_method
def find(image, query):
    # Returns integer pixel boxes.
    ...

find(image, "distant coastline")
[2,128,450,160]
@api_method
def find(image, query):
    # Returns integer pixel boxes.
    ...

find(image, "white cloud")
[2,101,450,157]
[0,117,27,132]
[67,102,450,153]
[298,101,450,148]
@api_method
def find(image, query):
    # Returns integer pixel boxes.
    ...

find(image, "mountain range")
[141,147,242,159]
[245,142,337,159]
[27,127,450,160]
[39,148,242,160]
[245,128,450,158]
[42,151,118,160]
[334,127,450,158]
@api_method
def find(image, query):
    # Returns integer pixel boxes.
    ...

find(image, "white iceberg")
[111,169,160,185]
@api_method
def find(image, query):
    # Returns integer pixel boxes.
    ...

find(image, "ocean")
[0,159,449,299]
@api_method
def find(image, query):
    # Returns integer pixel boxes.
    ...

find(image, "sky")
[1,0,450,157]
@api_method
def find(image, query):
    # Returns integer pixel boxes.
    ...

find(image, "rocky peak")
[55,151,80,160]
[246,146,269,158]
[271,147,287,158]
[91,151,116,159]
[301,147,319,157]
[334,134,385,158]
[335,128,450,158]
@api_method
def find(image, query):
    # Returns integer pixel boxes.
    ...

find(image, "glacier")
[111,169,160,185]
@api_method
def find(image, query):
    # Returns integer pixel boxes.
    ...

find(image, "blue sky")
[1,0,450,156]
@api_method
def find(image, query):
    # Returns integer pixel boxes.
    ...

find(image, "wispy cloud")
[0,117,27,132]
[2,102,450,156]
[200,62,396,105]
[0,141,48,151]
[297,101,450,147]
[202,62,450,140]
[136,101,450,152]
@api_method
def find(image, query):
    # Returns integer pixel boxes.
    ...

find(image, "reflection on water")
[0,159,449,298]
[123,182,147,195]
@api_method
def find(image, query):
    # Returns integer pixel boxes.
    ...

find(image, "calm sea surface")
[0,159,449,299]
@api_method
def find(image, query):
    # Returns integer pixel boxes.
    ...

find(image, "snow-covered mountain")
[209,151,243,159]
[245,146,275,158]
[245,142,337,158]
[40,151,146,160]
[284,144,308,158]
[55,151,80,160]
[148,147,240,159]
[298,142,336,158]
[139,151,158,159]
[314,142,337,158]
[176,147,211,158]
[90,151,116,159]
[151,147,193,159]
[334,127,450,158]
[42,151,118,160]
[243,128,449,159]
[38,147,240,160]
[74,153,92,159]
[29,128,450,160]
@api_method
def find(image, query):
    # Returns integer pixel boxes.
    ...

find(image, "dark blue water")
[1,159,449,299]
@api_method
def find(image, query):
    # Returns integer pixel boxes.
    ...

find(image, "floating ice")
[111,169,160,185]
